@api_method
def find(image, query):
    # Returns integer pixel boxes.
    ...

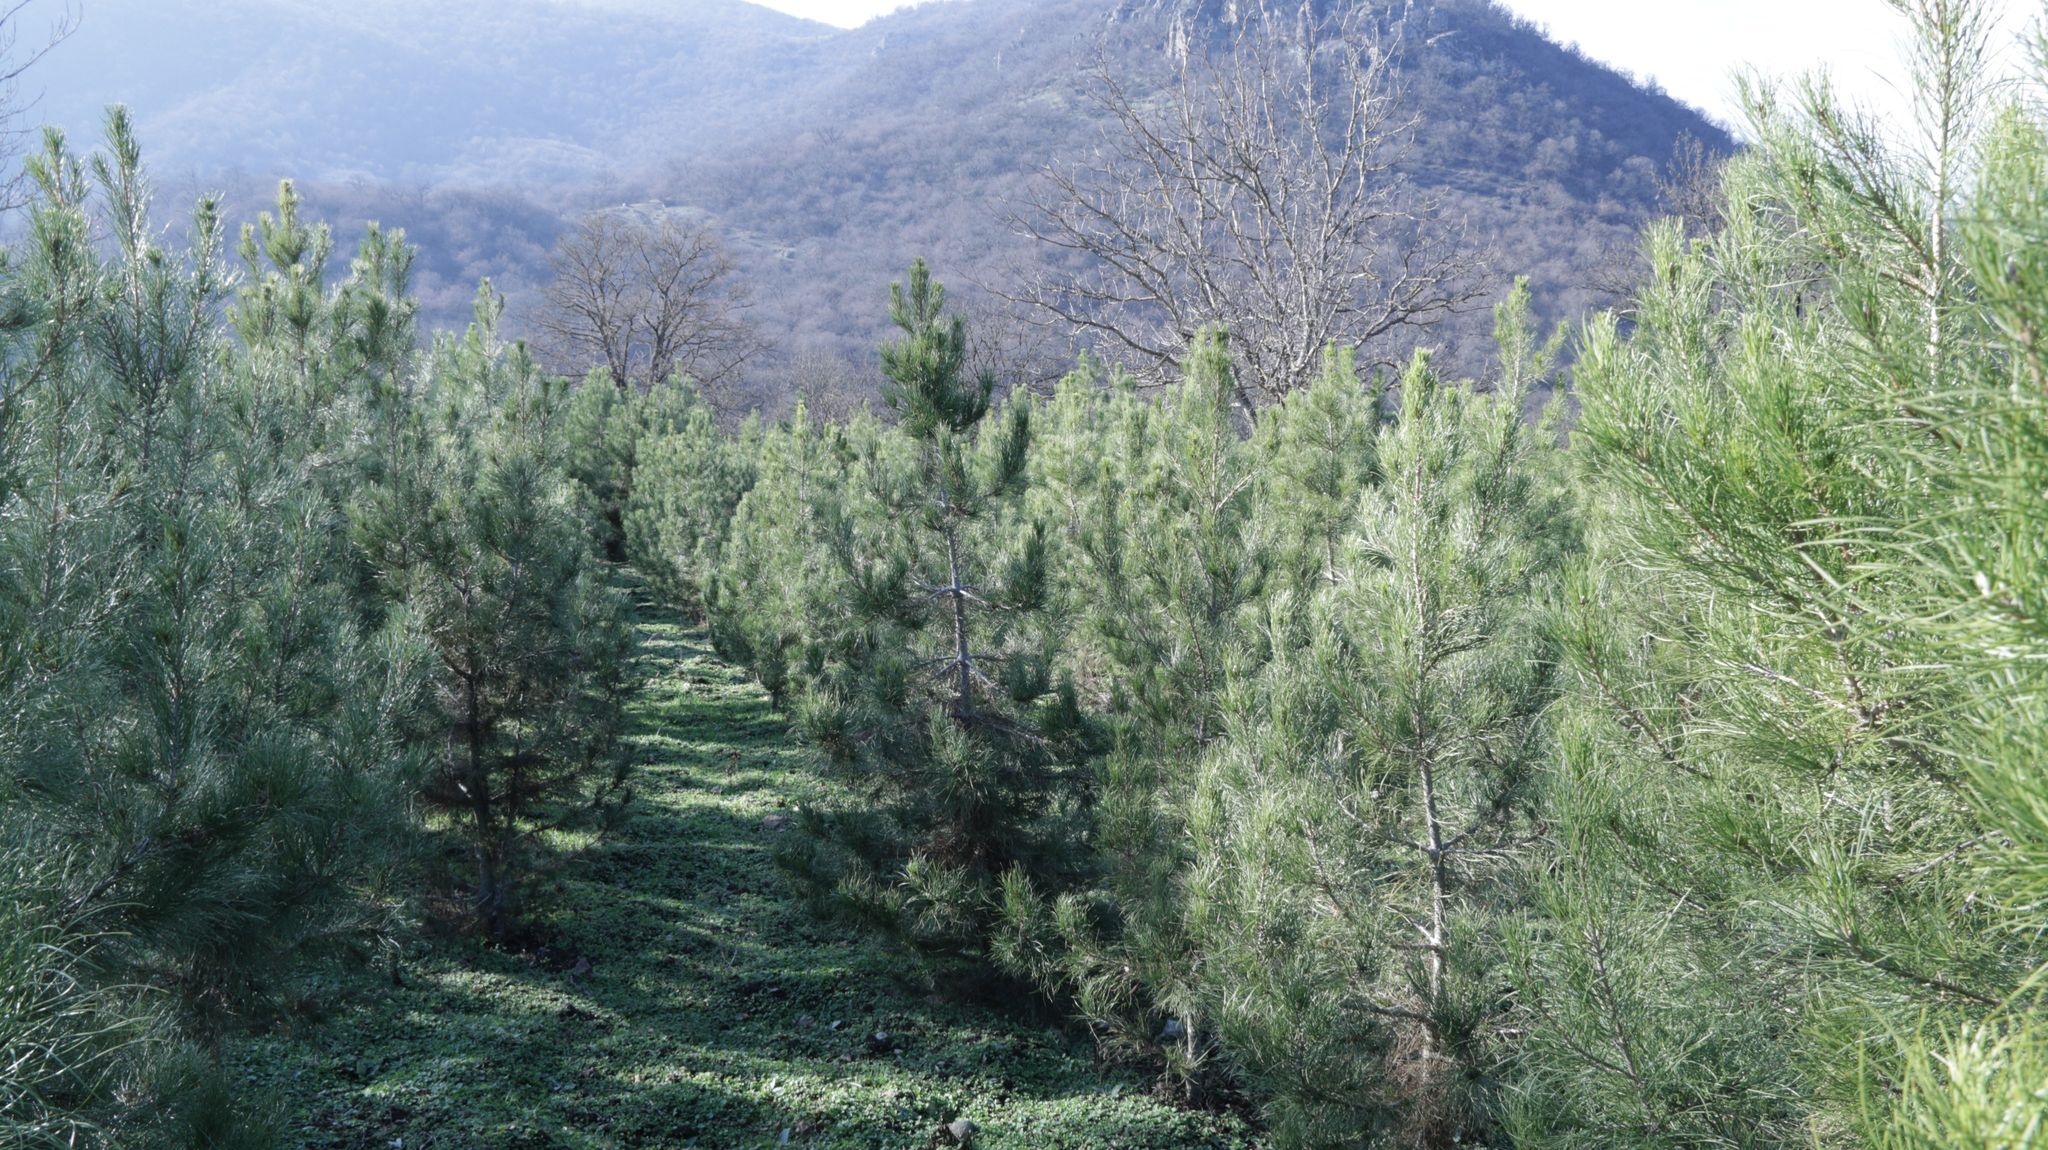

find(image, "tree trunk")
[463,665,504,939]
[938,451,974,719]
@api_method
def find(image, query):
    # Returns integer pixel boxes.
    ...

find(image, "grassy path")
[232,587,1257,1149]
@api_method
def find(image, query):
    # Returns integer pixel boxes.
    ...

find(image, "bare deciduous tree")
[958,291,1073,398]
[0,1,78,212]
[536,209,759,392]
[785,343,872,425]
[1584,132,1729,306]
[1010,5,1485,412]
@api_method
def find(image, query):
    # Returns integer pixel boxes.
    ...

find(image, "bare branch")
[0,1,78,213]
[533,207,761,393]
[1005,6,1485,409]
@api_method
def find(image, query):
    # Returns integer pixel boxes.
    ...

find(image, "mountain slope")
[26,0,1732,403]
[33,0,845,184]
[647,0,1733,378]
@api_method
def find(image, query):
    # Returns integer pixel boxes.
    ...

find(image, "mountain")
[31,0,844,185]
[653,0,1734,378]
[22,0,1733,406]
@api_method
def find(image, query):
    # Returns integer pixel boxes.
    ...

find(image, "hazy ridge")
[34,0,1732,402]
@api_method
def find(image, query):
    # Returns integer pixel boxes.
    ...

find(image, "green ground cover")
[229,587,1258,1150]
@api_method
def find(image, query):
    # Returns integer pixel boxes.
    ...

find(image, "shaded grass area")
[229,587,1258,1149]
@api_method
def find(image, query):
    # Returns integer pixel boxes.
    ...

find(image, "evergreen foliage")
[1046,331,1273,754]
[0,117,634,1140]
[1257,345,1386,603]
[1513,3,2048,1144]
[992,331,1280,1095]
[1184,300,1571,1146]
[621,383,758,610]
[994,290,1568,1137]
[9,7,2048,1145]
[763,261,1098,982]
[563,372,732,566]
[0,116,420,1142]
[351,289,634,940]
[705,401,861,709]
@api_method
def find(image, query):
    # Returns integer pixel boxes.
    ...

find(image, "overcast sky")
[756,0,2039,130]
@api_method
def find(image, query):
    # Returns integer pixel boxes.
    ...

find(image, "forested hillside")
[30,0,844,184]
[27,0,1729,403]
[7,1,2046,1148]
[680,0,1729,375]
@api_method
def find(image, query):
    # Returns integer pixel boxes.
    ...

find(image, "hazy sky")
[755,0,2039,129]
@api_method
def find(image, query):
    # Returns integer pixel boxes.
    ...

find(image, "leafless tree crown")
[536,208,759,392]
[1584,133,1728,306]
[1012,3,1485,412]
[0,1,78,212]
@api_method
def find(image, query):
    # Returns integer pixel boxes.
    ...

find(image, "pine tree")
[1851,11,2048,1143]
[994,332,1279,1092]
[563,372,720,565]
[563,373,637,561]
[0,122,150,1149]
[1516,3,2047,1143]
[0,116,422,1142]
[1002,300,1562,1123]
[775,260,1095,981]
[1186,300,1571,1146]
[623,384,758,611]
[1057,331,1271,754]
[350,286,633,940]
[37,114,416,1022]
[1256,344,1386,602]
[705,400,860,709]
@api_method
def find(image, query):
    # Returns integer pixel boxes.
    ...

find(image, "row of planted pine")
[614,13,2048,1145]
